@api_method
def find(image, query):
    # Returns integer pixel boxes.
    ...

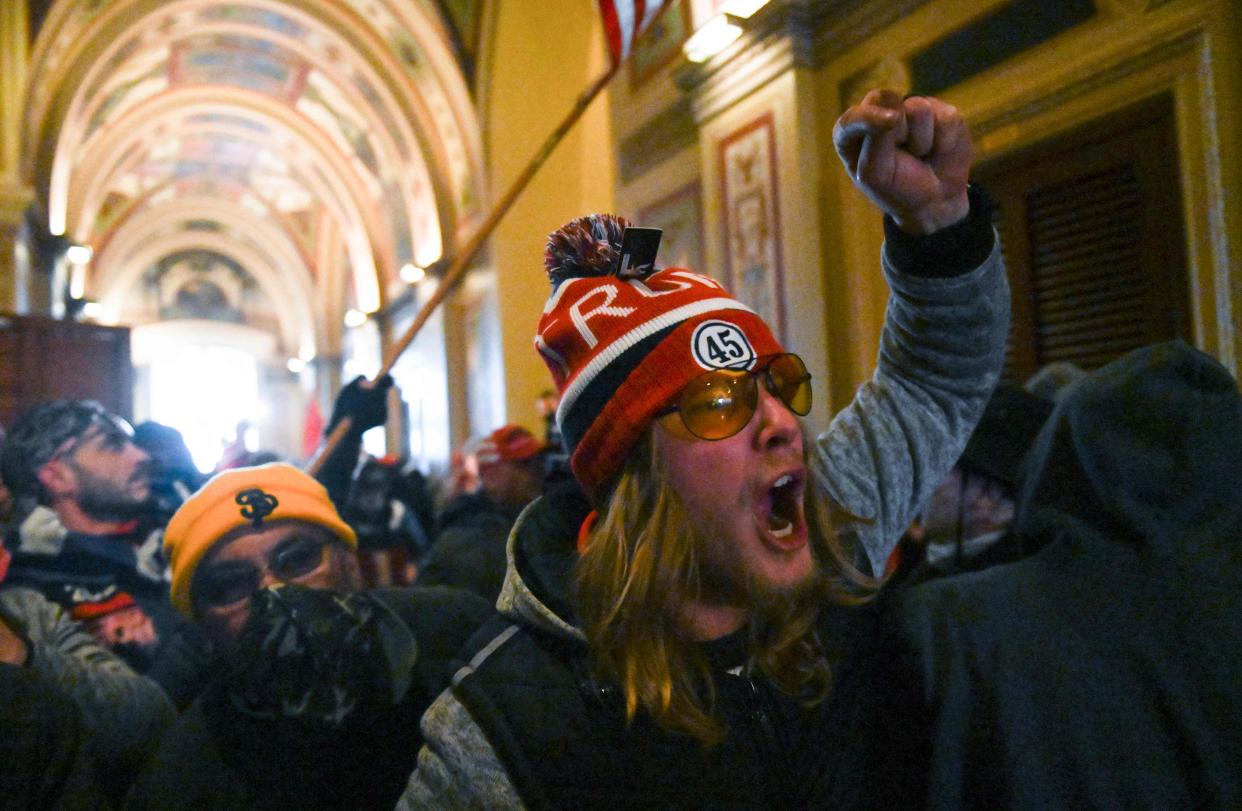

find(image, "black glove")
[224,585,417,729]
[327,374,394,435]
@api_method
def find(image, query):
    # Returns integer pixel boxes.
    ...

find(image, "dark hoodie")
[855,341,1242,809]
[416,491,516,603]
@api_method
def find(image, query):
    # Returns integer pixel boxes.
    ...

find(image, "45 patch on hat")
[536,213,784,500]
[692,321,757,370]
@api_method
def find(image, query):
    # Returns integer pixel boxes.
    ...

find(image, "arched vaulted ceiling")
[21,0,485,361]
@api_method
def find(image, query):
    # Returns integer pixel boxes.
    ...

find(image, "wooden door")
[0,314,133,428]
[976,94,1190,381]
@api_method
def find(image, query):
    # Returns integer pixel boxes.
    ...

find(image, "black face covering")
[207,585,421,808]
[223,585,416,728]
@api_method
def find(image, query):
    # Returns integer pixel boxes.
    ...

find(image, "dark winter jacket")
[4,510,187,677]
[398,202,1011,810]
[437,479,879,809]
[859,341,1242,809]
[416,492,515,602]
[0,586,174,805]
[126,585,493,811]
[1,661,106,810]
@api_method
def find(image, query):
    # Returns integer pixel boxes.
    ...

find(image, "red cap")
[476,424,546,467]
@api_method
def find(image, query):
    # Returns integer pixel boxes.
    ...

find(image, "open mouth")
[759,470,806,549]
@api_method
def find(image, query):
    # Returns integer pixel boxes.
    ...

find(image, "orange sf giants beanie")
[536,214,784,500]
[164,463,357,617]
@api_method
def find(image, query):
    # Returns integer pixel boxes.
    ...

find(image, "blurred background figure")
[535,388,564,455]
[417,424,547,602]
[1024,360,1087,402]
[440,445,481,507]
[0,584,173,805]
[213,420,254,473]
[132,421,206,522]
[0,400,187,677]
[862,341,1242,809]
[889,383,1053,584]
[342,456,436,587]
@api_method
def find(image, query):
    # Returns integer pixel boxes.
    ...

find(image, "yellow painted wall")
[482,0,617,434]
[814,0,1242,390]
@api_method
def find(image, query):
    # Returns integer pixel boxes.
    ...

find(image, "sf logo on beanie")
[692,321,756,370]
[236,489,279,525]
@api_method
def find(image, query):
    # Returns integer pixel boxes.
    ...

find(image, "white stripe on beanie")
[555,298,756,427]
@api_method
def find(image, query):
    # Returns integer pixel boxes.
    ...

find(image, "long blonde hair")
[573,430,876,745]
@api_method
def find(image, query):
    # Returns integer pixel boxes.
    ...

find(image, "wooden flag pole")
[307,58,623,476]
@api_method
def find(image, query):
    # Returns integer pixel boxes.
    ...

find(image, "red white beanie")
[536,214,784,499]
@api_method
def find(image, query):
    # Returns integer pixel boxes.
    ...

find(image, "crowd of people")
[0,88,1238,809]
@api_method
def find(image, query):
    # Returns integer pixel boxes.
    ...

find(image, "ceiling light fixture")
[722,0,770,18]
[683,14,743,63]
[400,263,426,284]
[343,309,368,328]
[65,244,93,264]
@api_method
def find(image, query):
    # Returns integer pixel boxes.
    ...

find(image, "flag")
[597,0,670,65]
[302,398,325,459]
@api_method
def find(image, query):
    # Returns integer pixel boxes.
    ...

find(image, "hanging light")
[682,1,770,64]
[65,244,93,264]
[400,263,426,284]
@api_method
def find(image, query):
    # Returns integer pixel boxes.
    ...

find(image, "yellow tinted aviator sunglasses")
[659,353,812,441]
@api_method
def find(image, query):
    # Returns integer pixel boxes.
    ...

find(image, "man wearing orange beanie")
[162,462,362,653]
[130,463,491,810]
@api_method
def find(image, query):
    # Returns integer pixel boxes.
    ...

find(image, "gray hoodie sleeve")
[398,688,526,810]
[0,588,174,785]
[811,237,1010,577]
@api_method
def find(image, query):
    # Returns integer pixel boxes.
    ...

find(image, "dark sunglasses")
[659,353,812,441]
[49,419,133,463]
[194,535,332,611]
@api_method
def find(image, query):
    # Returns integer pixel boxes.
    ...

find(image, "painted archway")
[19,0,486,463]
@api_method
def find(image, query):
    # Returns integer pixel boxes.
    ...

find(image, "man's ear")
[36,460,76,501]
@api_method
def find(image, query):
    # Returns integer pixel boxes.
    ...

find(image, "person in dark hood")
[416,424,547,602]
[850,341,1242,809]
[891,383,1053,584]
[127,463,490,810]
[342,457,434,587]
[132,421,205,522]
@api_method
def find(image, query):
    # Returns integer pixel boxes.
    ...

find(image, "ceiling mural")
[21,0,485,361]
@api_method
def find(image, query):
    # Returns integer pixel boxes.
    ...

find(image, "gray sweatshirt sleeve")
[398,688,526,810]
[811,237,1010,577]
[1,588,174,783]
